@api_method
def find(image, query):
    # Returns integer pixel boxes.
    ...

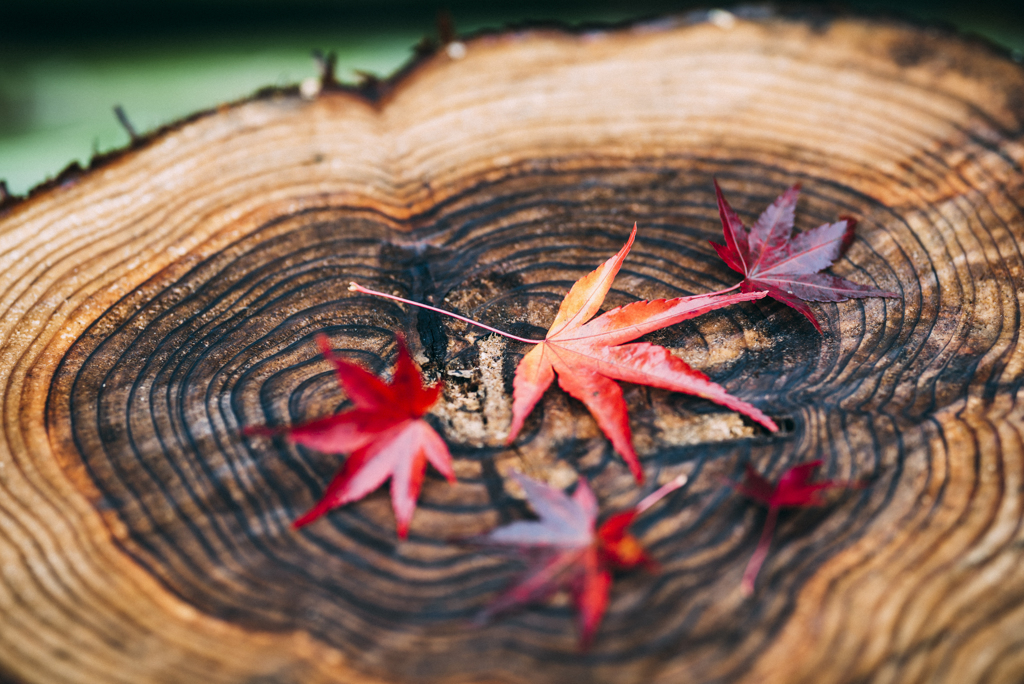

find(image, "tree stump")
[2,11,1024,684]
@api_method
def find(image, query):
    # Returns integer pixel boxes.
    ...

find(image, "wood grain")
[2,11,1024,684]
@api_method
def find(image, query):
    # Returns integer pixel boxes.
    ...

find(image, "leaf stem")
[709,282,742,295]
[348,282,546,344]
[635,473,688,513]
[741,505,779,596]
[349,280,743,346]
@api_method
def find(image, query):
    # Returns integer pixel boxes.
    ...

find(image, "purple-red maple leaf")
[506,224,778,482]
[245,334,454,538]
[475,471,685,648]
[709,180,899,332]
[731,460,856,595]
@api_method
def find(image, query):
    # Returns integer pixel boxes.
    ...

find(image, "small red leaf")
[246,334,454,538]
[730,460,860,595]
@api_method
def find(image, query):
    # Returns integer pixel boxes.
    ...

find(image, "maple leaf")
[349,224,779,483]
[506,224,778,481]
[709,180,899,332]
[474,471,686,648]
[245,334,455,539]
[730,460,858,595]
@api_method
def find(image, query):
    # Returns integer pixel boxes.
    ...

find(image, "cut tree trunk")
[2,11,1024,684]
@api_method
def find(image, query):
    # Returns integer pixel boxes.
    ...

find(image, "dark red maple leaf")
[731,460,857,595]
[709,180,899,332]
[245,334,455,538]
[474,471,686,648]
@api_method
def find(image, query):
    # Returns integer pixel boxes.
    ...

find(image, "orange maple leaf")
[506,225,778,481]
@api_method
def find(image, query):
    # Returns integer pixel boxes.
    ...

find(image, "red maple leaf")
[709,180,899,332]
[475,471,685,648]
[731,460,857,595]
[350,224,778,484]
[245,334,455,538]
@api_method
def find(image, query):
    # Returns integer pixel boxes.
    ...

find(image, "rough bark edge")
[1,4,1021,218]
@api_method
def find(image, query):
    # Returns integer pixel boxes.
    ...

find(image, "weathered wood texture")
[2,12,1024,684]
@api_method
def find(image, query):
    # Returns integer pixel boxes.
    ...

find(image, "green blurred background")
[2,0,1022,197]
